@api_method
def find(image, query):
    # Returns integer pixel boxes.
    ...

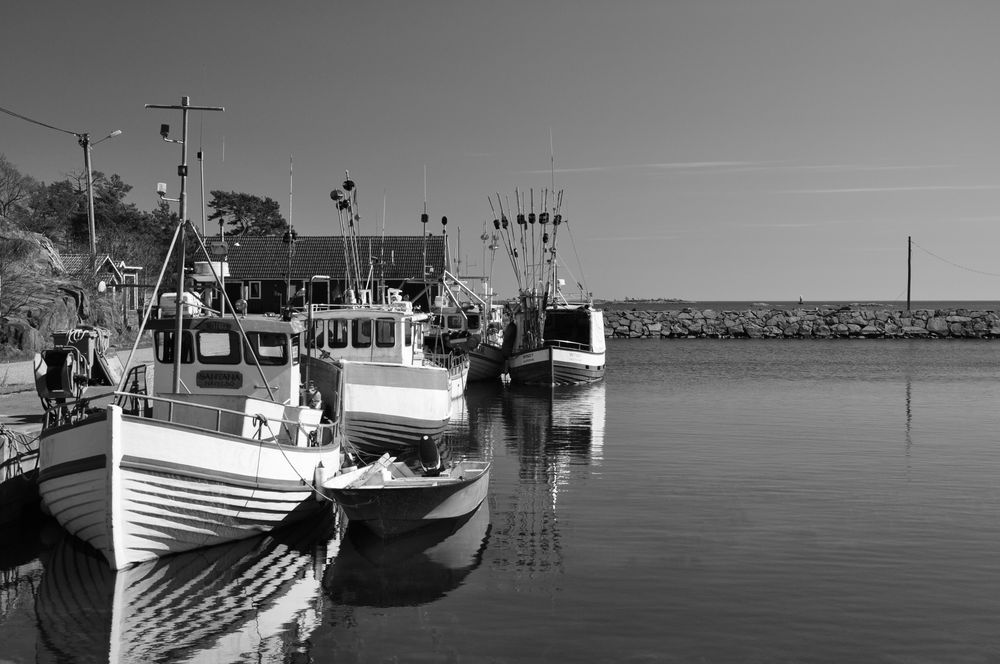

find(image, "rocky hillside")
[1,217,129,359]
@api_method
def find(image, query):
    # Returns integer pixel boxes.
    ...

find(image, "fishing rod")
[515,190,528,290]
[489,194,521,291]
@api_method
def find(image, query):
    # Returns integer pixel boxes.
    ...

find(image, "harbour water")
[4,338,1000,661]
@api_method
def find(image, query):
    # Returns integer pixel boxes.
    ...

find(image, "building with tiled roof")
[61,253,145,325]
[221,234,450,314]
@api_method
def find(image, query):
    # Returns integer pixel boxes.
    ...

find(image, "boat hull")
[325,461,490,537]
[468,343,505,382]
[37,405,341,570]
[305,357,451,457]
[507,346,605,386]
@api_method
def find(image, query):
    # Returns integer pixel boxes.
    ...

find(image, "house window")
[375,318,395,347]
[248,281,261,299]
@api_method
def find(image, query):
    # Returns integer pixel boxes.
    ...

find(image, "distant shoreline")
[597,299,999,312]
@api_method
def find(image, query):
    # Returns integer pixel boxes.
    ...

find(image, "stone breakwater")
[604,308,1000,339]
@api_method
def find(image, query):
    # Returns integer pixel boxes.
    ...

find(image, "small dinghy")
[324,437,490,537]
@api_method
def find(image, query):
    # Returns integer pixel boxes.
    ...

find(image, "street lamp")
[77,129,122,265]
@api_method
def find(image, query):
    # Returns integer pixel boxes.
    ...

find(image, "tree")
[21,179,85,247]
[207,190,286,237]
[0,154,38,220]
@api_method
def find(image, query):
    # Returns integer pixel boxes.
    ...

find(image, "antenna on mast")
[550,127,555,197]
[421,164,429,277]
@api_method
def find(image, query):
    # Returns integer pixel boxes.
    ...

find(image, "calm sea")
[5,339,1000,662]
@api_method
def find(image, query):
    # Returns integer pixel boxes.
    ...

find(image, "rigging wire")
[910,239,1000,278]
[0,104,79,136]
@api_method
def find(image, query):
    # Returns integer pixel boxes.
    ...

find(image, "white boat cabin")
[148,316,303,406]
[305,304,427,366]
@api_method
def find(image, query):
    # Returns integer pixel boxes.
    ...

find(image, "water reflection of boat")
[35,510,342,663]
[323,499,490,607]
[501,382,607,464]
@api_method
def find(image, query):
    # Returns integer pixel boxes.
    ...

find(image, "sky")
[5,0,1000,302]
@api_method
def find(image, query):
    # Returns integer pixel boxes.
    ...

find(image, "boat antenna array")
[487,187,564,298]
[330,171,368,300]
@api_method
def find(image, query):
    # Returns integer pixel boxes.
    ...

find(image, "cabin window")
[291,333,301,365]
[466,312,481,331]
[375,318,396,347]
[155,330,194,364]
[244,332,288,366]
[248,281,261,299]
[405,319,412,347]
[543,311,592,345]
[328,319,348,348]
[352,319,372,348]
[310,320,325,348]
[447,314,464,330]
[197,330,241,364]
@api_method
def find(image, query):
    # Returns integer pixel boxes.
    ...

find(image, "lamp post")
[77,129,122,267]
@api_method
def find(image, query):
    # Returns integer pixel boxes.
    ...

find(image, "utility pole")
[907,235,912,311]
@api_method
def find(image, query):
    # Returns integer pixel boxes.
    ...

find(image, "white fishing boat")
[298,173,453,459]
[488,188,605,386]
[301,302,451,458]
[505,295,606,385]
[34,97,344,570]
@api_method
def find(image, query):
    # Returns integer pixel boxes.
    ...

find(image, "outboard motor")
[418,435,443,477]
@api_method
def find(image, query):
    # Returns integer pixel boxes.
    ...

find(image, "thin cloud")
[520,161,771,175]
[522,161,957,178]
[775,184,1000,194]
[589,234,683,242]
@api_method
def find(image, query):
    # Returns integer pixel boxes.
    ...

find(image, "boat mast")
[145,96,224,393]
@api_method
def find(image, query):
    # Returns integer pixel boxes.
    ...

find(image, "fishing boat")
[488,188,605,385]
[298,173,453,459]
[468,300,507,381]
[301,302,451,457]
[33,97,344,570]
[323,439,491,537]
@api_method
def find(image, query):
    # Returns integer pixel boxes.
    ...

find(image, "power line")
[910,239,1000,278]
[0,103,79,136]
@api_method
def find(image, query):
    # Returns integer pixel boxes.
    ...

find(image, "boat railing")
[113,391,339,447]
[545,339,592,352]
[306,301,413,314]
